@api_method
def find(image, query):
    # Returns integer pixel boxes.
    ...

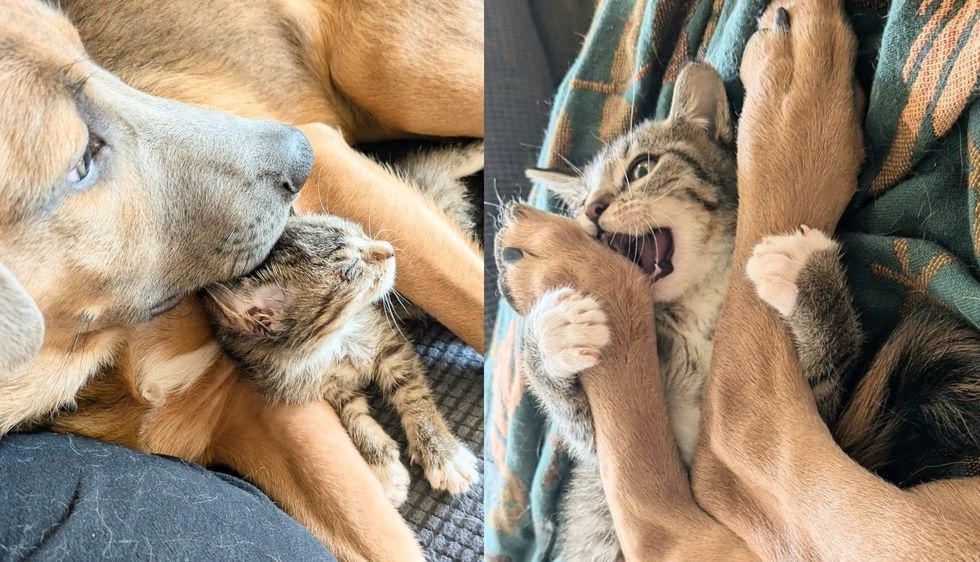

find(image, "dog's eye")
[66,136,105,187]
[626,154,657,182]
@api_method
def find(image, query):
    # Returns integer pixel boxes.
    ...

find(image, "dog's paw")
[527,287,610,379]
[495,202,640,314]
[746,226,838,317]
[742,1,857,93]
[370,458,411,508]
[741,5,795,95]
[425,443,478,495]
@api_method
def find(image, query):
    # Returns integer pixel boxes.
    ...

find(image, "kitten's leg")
[374,336,478,494]
[521,287,610,463]
[324,383,411,507]
[389,141,482,235]
[746,226,861,423]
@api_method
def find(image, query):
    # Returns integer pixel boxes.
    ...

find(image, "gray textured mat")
[372,324,484,561]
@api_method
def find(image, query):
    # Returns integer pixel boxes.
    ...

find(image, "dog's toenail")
[774,7,790,31]
[501,247,524,264]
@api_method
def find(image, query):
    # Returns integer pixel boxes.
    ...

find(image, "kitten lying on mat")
[514,62,980,561]
[201,143,482,506]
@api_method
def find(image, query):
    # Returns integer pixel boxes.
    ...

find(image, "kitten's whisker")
[644,180,684,208]
[381,295,409,341]
[391,290,414,316]
[556,153,583,176]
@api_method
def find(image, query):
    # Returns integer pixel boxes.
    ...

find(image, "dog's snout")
[279,128,314,195]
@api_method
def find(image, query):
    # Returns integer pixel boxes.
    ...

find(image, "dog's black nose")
[280,128,313,195]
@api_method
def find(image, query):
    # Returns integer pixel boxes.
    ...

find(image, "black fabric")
[484,0,595,337]
[0,432,334,561]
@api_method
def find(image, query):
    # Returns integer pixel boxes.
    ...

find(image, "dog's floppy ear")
[0,262,43,376]
[669,61,733,144]
[525,168,587,209]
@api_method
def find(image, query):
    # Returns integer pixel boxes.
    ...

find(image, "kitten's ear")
[525,168,585,208]
[669,62,732,144]
[212,283,292,335]
[0,261,43,377]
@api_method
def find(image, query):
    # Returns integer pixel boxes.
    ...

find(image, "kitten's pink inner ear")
[239,284,290,333]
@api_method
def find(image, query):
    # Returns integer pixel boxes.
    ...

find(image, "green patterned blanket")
[485,0,980,559]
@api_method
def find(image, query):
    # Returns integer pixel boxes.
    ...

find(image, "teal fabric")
[486,0,980,559]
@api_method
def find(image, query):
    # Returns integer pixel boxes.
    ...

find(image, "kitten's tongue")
[601,229,674,280]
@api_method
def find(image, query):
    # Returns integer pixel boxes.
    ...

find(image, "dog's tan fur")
[1,0,482,559]
[498,1,980,558]
[50,303,421,561]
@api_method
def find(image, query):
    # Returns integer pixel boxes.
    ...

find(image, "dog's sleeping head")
[0,0,313,363]
[525,62,738,303]
[200,214,396,371]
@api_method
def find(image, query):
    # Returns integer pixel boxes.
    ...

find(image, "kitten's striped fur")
[201,142,482,505]
[520,63,980,561]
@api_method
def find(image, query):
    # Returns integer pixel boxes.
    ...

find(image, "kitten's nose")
[364,242,395,263]
[585,198,609,224]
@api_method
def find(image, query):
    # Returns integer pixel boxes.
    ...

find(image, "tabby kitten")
[518,63,860,561]
[201,143,482,506]
[520,61,980,560]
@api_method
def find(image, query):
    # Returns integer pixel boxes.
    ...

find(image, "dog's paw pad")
[425,444,478,495]
[746,226,837,317]
[370,459,411,508]
[528,287,610,378]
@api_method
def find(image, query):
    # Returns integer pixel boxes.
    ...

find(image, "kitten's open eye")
[626,154,657,182]
[66,134,106,189]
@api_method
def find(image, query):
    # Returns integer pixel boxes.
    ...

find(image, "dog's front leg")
[694,1,980,558]
[211,380,424,562]
[293,124,483,352]
[496,204,754,560]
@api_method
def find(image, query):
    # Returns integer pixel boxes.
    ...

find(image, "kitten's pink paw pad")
[528,288,610,378]
[426,444,478,495]
[746,226,837,317]
[371,458,411,508]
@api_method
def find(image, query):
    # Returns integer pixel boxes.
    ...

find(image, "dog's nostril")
[280,127,313,197]
[585,201,608,224]
[501,247,523,265]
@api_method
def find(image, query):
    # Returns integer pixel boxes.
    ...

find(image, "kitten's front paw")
[370,459,411,508]
[528,288,610,378]
[425,443,478,495]
[746,226,838,317]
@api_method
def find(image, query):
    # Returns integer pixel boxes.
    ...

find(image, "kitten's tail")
[838,303,980,486]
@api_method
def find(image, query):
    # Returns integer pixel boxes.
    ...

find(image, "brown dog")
[496,0,980,558]
[0,0,481,560]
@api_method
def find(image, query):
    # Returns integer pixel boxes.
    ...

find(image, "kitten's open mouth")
[601,229,674,281]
